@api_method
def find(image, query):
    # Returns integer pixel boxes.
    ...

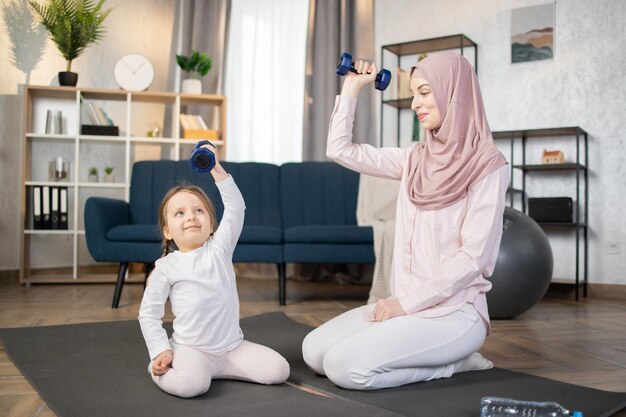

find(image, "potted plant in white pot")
[103,166,115,182]
[29,0,112,86]
[87,166,98,182]
[176,50,212,94]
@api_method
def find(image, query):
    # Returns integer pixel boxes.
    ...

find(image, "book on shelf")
[396,68,412,99]
[180,113,219,140]
[180,113,207,130]
[86,102,101,125]
[81,97,118,135]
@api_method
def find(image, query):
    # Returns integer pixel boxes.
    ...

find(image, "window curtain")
[302,0,375,161]
[296,0,376,285]
[224,0,309,163]
[168,0,230,130]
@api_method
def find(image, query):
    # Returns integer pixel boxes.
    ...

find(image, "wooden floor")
[1,276,625,417]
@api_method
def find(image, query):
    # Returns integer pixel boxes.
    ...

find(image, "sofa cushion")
[106,224,161,242]
[280,162,359,228]
[238,226,283,244]
[284,225,372,244]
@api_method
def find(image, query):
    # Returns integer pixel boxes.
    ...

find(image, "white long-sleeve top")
[327,96,509,334]
[138,175,246,360]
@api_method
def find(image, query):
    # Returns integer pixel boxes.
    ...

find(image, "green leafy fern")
[29,0,112,72]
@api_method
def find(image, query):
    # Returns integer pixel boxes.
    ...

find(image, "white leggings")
[302,303,488,390]
[151,340,290,398]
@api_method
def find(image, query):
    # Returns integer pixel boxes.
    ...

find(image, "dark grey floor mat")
[0,318,399,417]
[241,312,626,417]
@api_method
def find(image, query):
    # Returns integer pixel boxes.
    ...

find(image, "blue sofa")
[281,162,375,265]
[85,160,374,307]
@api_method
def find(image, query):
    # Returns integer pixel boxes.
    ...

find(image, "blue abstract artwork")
[511,3,554,63]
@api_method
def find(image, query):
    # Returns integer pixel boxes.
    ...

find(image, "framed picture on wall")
[511,3,555,63]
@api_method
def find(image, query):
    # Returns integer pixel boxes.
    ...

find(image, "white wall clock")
[114,54,155,91]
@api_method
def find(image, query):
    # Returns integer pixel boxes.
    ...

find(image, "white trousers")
[302,303,488,390]
[151,340,290,398]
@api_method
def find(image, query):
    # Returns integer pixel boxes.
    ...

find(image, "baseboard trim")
[547,282,626,300]
[0,269,19,281]
[588,283,626,300]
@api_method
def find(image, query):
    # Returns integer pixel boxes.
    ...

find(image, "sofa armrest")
[84,197,130,261]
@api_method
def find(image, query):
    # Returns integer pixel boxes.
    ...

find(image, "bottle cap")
[571,412,583,417]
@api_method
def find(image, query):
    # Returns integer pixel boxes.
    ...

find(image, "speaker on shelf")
[528,197,573,222]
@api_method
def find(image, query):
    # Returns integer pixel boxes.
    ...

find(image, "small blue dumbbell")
[190,140,216,173]
[336,52,392,91]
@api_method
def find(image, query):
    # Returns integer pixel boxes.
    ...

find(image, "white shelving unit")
[19,85,227,284]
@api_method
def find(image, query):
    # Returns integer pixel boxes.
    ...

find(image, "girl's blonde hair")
[157,185,218,257]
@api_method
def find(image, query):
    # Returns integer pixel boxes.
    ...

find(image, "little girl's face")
[163,191,213,252]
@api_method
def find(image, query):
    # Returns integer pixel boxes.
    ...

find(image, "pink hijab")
[405,52,507,210]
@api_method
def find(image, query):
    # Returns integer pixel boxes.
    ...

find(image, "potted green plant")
[29,0,112,86]
[87,166,98,182]
[103,166,115,183]
[176,50,212,94]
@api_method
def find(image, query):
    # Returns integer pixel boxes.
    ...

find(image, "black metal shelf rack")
[493,127,589,300]
[379,34,477,147]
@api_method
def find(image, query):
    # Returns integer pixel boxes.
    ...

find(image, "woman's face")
[410,77,441,130]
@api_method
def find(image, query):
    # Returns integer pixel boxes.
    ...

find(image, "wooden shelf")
[19,85,227,284]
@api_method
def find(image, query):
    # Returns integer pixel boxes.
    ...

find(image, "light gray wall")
[374,0,626,284]
[2,0,625,285]
[0,0,176,270]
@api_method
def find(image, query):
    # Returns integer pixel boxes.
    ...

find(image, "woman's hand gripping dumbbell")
[336,52,392,91]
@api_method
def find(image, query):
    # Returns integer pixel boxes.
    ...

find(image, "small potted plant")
[29,0,112,86]
[103,166,115,183]
[88,166,98,182]
[176,50,212,94]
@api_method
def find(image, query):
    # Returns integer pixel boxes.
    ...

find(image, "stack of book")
[180,113,219,140]
[26,186,69,230]
[396,68,413,100]
[81,100,119,136]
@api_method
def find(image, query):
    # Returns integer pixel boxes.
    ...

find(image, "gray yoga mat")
[242,312,626,417]
[2,312,626,417]
[0,318,399,417]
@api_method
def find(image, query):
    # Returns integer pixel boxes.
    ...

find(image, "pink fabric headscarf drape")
[405,52,507,210]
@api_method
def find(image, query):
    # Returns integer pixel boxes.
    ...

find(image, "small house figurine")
[542,149,565,164]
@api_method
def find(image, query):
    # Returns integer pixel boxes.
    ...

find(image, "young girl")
[302,52,509,390]
[138,144,289,398]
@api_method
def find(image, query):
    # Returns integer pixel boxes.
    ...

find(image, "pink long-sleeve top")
[327,96,509,334]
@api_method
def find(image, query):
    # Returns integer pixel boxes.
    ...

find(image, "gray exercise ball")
[486,207,553,319]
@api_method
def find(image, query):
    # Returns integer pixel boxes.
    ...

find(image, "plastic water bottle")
[480,397,583,417]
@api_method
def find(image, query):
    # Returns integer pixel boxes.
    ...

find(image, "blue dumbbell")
[336,52,392,91]
[190,140,216,173]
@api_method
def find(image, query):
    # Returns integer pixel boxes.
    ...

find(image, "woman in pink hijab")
[302,52,509,390]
